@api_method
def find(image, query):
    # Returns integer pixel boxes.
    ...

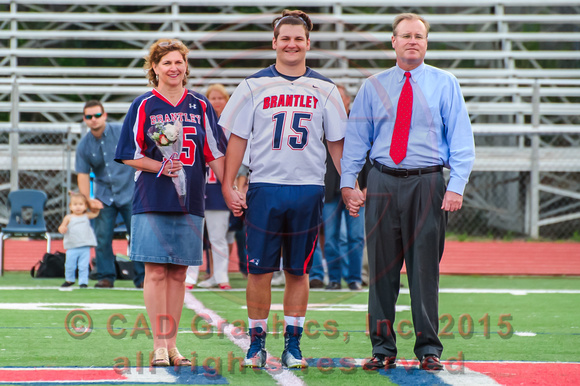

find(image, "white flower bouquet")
[148,120,187,199]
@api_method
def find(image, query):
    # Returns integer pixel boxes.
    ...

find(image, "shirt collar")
[102,123,111,137]
[395,62,425,83]
[89,123,110,142]
[271,64,310,81]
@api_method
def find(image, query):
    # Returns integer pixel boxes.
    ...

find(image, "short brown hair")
[83,100,104,114]
[144,39,190,87]
[392,13,430,36]
[272,9,313,39]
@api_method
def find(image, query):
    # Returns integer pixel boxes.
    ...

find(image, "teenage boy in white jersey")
[220,9,347,368]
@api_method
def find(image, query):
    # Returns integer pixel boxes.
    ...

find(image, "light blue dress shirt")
[341,63,475,195]
[76,122,135,207]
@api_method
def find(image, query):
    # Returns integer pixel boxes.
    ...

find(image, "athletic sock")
[284,315,305,329]
[248,318,268,332]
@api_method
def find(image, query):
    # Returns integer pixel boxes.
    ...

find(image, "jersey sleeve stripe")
[196,95,225,161]
[203,113,223,161]
[133,97,150,160]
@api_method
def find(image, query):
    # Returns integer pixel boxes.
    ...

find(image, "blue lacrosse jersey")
[219,65,347,186]
[115,88,227,217]
[205,166,229,211]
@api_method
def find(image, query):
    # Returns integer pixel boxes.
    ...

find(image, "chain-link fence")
[450,170,580,240]
[0,127,82,234]
[1,128,579,240]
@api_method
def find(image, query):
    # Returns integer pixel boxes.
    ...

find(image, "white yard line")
[2,286,580,295]
[183,291,306,386]
[436,366,501,385]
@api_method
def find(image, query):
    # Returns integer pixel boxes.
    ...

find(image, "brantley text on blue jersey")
[150,112,202,125]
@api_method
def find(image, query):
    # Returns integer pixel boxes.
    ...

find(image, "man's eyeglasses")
[84,113,103,120]
[159,40,180,48]
[396,34,426,41]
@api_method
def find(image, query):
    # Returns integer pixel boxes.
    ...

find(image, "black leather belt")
[373,162,442,177]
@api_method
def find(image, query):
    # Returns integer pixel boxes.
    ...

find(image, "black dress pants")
[365,166,447,359]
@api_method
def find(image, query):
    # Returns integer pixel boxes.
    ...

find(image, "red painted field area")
[465,361,580,386]
[1,361,579,385]
[4,239,579,275]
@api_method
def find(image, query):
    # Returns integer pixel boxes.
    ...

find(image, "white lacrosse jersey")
[219,65,347,186]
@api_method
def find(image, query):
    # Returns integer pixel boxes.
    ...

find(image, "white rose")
[164,123,180,142]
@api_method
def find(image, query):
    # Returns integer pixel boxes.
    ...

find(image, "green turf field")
[1,272,579,385]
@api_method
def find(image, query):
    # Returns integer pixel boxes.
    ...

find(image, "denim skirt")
[130,213,204,266]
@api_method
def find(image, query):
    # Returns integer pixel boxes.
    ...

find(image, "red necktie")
[389,72,413,165]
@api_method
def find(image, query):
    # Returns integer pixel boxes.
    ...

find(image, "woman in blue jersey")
[115,39,227,367]
[220,10,347,368]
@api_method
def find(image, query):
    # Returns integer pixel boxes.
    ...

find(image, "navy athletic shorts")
[244,183,324,276]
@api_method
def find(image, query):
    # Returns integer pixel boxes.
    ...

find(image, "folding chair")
[0,189,52,276]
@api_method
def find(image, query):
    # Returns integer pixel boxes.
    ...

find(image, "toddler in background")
[58,192,99,288]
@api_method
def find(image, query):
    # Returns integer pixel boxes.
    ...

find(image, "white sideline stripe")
[436,367,500,385]
[183,292,306,386]
[438,288,580,295]
[123,367,176,383]
[2,286,580,294]
[514,331,537,337]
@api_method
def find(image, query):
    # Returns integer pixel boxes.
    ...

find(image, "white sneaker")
[271,271,285,286]
[197,276,217,288]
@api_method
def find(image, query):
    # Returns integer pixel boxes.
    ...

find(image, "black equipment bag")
[115,256,135,280]
[30,251,66,278]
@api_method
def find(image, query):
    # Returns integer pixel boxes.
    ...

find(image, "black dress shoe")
[363,354,396,371]
[309,279,324,288]
[421,354,443,371]
[325,281,341,290]
[348,282,362,291]
[95,279,114,288]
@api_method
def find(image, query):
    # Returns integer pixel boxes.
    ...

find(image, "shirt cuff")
[447,177,467,196]
[340,174,357,190]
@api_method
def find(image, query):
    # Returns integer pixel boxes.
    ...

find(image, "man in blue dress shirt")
[76,100,145,288]
[341,13,475,371]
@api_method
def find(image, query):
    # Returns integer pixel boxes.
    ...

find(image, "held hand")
[341,187,366,217]
[163,160,183,178]
[89,199,104,210]
[224,187,247,217]
[441,191,463,212]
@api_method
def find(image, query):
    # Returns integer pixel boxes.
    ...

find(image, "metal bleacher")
[1,0,579,237]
